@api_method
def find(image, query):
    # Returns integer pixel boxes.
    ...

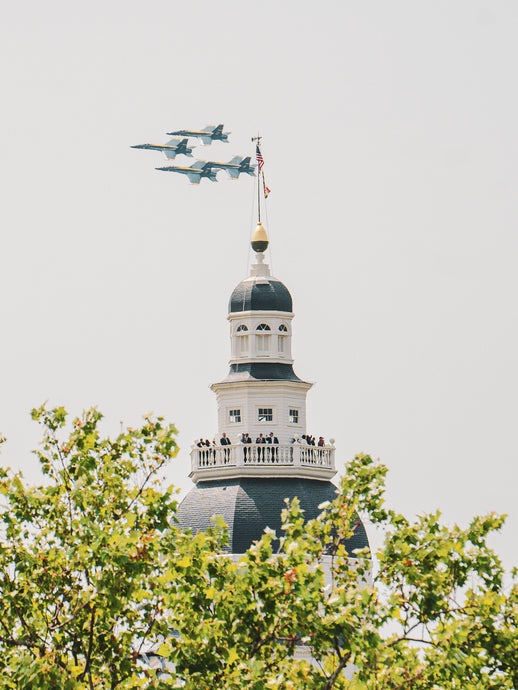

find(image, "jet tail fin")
[180,139,193,157]
[165,138,191,158]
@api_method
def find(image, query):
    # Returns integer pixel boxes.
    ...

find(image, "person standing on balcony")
[256,433,265,461]
[241,432,251,462]
[220,432,231,462]
[268,432,279,461]
[265,433,272,461]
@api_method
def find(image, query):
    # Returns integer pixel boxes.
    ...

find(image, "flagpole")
[252,134,262,223]
[258,157,261,223]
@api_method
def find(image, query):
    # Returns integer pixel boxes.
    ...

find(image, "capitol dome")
[229,276,292,314]
[179,214,371,575]
[177,478,370,554]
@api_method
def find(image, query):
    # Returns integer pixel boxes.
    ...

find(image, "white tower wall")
[211,379,312,445]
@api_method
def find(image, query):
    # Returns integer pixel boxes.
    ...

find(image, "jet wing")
[214,164,230,170]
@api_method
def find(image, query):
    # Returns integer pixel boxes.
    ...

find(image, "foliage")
[0,406,517,688]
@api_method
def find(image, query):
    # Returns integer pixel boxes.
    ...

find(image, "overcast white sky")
[1,1,517,569]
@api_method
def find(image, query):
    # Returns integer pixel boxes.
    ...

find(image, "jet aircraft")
[131,137,193,159]
[166,124,230,145]
[156,160,218,184]
[206,156,256,180]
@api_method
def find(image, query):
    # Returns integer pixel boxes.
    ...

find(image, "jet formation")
[132,124,255,184]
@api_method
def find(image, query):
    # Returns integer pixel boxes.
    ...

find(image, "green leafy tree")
[0,406,517,688]
[0,405,180,688]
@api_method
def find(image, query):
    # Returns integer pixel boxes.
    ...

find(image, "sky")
[1,2,517,569]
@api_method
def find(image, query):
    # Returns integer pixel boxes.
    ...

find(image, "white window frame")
[228,408,242,424]
[256,334,270,352]
[257,407,274,423]
[289,408,300,424]
[237,334,249,355]
[278,334,288,354]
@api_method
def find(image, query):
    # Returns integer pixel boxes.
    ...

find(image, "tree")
[0,405,517,688]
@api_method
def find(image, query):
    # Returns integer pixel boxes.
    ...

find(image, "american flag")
[256,144,264,172]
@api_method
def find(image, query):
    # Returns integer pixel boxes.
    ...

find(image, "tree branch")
[322,642,351,690]
[125,457,167,516]
[0,636,41,649]
[79,606,96,684]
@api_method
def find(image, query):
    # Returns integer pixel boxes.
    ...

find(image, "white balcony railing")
[190,442,336,481]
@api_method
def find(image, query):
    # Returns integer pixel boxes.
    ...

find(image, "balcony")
[190,442,336,482]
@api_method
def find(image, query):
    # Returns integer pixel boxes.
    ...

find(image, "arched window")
[278,324,289,354]
[236,324,249,355]
[255,324,271,353]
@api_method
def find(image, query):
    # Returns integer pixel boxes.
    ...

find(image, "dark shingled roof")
[176,478,370,555]
[229,278,293,314]
[224,362,304,382]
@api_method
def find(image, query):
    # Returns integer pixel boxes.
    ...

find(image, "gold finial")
[251,222,269,253]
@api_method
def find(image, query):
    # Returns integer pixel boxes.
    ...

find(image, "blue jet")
[156,160,218,184]
[206,156,256,180]
[166,123,230,145]
[131,137,193,159]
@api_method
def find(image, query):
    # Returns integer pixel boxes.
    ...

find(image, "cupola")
[184,219,337,483]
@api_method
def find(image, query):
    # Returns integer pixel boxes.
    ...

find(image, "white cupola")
[190,222,336,483]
